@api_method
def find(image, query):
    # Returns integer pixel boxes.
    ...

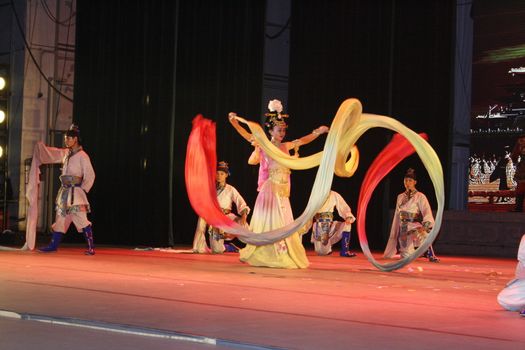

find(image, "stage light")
[0,65,7,125]
[0,64,8,233]
[0,103,6,126]
[0,65,7,127]
[0,64,8,94]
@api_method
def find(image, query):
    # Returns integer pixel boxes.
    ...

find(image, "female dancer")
[229,99,328,268]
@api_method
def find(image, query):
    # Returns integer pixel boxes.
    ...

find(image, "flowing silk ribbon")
[185,99,444,271]
[356,133,438,271]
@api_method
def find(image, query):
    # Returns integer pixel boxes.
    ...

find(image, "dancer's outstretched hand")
[316,125,330,134]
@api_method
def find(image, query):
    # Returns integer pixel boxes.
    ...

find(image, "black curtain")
[172,1,265,245]
[74,0,265,246]
[289,0,454,249]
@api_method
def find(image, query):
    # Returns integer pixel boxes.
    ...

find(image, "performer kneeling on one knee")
[310,190,357,257]
[192,161,250,254]
[38,124,96,255]
[383,168,439,262]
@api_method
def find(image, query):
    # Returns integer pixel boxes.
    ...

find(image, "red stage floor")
[0,245,523,350]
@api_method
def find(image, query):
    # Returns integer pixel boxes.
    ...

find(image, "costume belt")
[313,212,334,243]
[314,212,334,222]
[399,211,421,223]
[269,168,291,177]
[59,175,83,205]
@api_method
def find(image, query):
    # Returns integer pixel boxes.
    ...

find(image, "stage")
[0,246,523,350]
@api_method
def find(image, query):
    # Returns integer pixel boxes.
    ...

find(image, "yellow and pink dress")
[239,144,309,268]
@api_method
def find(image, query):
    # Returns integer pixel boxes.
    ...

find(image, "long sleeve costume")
[31,142,95,231]
[384,190,434,259]
[193,183,250,254]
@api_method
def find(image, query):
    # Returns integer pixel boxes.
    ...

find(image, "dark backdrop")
[74,0,178,246]
[73,0,454,249]
[74,0,264,246]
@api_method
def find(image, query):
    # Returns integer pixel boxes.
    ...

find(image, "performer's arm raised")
[228,112,254,144]
[286,125,329,150]
[35,141,68,164]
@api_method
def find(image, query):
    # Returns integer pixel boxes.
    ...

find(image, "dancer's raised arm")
[289,125,329,149]
[228,112,254,144]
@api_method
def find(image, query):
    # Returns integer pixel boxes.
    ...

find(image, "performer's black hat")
[65,124,81,143]
[217,161,230,175]
[404,168,417,180]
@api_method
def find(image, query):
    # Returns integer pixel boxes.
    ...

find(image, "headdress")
[404,168,417,180]
[217,161,230,175]
[264,99,288,130]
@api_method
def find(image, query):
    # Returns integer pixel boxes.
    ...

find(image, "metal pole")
[167,0,180,247]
